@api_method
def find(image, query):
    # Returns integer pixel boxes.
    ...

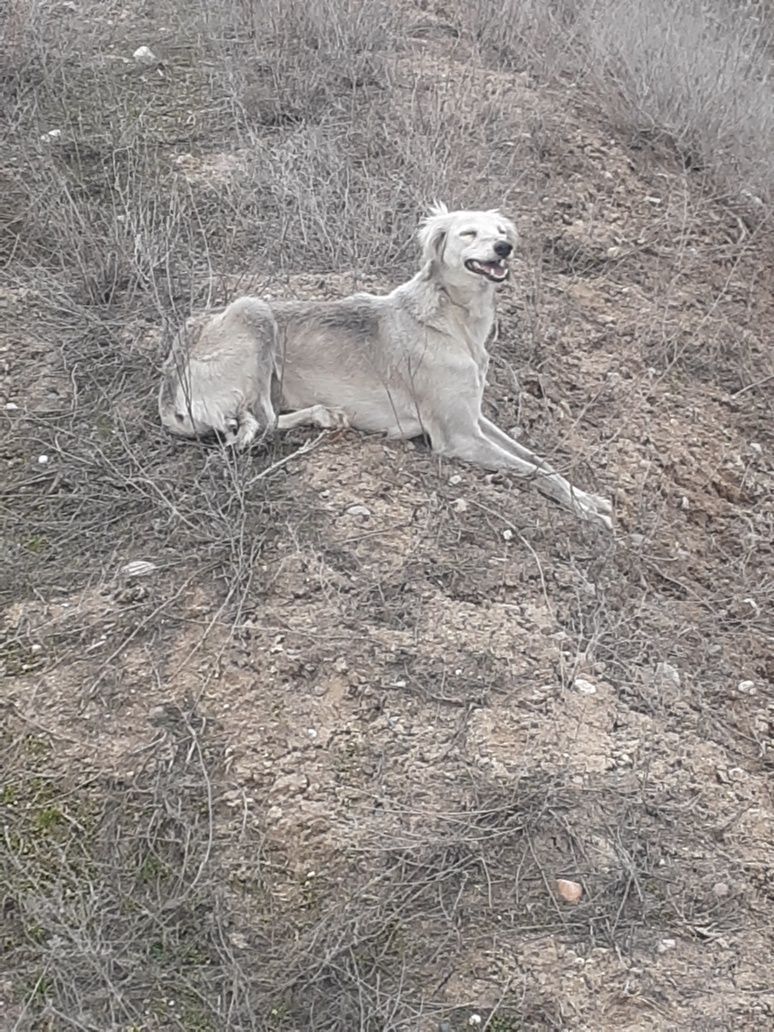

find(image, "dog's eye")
[460,230,477,239]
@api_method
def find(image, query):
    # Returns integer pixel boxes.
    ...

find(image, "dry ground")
[1,1,773,1030]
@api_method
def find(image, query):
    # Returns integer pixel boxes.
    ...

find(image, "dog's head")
[418,203,518,287]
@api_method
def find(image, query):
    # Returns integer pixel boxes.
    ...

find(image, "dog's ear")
[418,204,450,262]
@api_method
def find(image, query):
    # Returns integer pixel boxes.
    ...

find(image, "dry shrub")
[461,0,774,203]
[583,0,774,201]
[461,0,584,77]
[198,0,400,135]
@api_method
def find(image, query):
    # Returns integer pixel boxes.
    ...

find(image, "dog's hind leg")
[276,406,350,431]
[233,411,262,450]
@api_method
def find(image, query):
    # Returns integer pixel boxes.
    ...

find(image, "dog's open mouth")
[465,258,509,282]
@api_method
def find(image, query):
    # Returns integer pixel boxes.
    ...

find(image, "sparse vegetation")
[2,0,773,1029]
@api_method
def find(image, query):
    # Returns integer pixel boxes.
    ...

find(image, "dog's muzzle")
[465,257,510,282]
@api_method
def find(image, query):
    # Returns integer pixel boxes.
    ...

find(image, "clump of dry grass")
[462,0,774,203]
[583,0,774,202]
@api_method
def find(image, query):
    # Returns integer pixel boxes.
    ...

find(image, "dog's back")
[158,298,279,441]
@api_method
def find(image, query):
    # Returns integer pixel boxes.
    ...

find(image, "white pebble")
[502,528,513,541]
[448,474,462,485]
[573,678,597,695]
[450,498,468,513]
[37,454,49,464]
[655,662,681,688]
[5,402,19,411]
[133,45,157,65]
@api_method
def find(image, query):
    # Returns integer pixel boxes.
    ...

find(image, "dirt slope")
[1,2,773,1029]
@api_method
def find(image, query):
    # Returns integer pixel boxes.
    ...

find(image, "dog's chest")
[448,305,493,383]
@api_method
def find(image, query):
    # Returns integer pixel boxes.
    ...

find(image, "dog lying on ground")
[159,204,613,528]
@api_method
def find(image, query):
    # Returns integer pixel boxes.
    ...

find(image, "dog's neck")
[402,261,496,329]
[440,280,495,319]
[394,263,496,378]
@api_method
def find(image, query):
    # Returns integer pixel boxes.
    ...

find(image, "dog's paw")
[590,492,614,517]
[314,405,350,430]
[574,491,614,531]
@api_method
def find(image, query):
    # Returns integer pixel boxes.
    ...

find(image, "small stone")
[606,245,621,258]
[645,195,662,205]
[37,454,49,464]
[345,504,371,518]
[450,498,468,513]
[121,559,158,579]
[749,442,762,456]
[573,677,597,695]
[448,474,462,485]
[502,529,513,541]
[5,402,18,411]
[657,938,676,953]
[655,662,681,688]
[133,45,157,65]
[30,643,43,654]
[556,878,583,903]
[272,771,308,795]
[737,680,756,694]
[468,1017,483,1028]
[741,189,764,207]
[712,881,730,898]
[39,129,62,141]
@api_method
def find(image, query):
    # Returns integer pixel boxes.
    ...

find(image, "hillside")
[2,2,773,1029]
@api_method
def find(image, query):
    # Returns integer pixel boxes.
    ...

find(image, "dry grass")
[2,1,774,1029]
[465,0,774,203]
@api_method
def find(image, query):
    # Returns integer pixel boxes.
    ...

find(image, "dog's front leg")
[478,416,613,526]
[431,409,612,529]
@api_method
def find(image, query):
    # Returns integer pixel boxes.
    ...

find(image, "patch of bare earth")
[2,1,773,1030]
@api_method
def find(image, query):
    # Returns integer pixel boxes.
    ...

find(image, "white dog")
[159,205,613,528]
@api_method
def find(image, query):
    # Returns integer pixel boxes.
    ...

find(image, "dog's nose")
[494,241,512,258]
